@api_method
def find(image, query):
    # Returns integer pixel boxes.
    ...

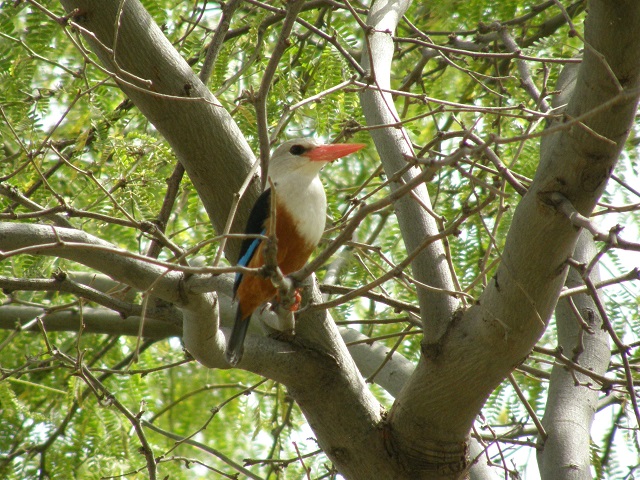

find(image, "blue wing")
[233,188,271,296]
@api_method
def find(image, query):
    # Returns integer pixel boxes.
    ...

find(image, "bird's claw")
[288,289,302,312]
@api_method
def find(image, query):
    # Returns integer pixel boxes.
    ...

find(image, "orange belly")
[235,202,317,319]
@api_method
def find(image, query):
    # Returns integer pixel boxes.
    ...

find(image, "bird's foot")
[275,288,302,312]
[288,289,302,312]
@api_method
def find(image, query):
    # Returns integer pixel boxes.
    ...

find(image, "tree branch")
[59,0,260,261]
[386,0,640,476]
[253,0,305,182]
[537,230,610,478]
[359,0,459,343]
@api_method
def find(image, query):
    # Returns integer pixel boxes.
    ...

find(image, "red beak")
[306,143,366,162]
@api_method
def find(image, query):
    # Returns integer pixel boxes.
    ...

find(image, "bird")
[226,138,366,366]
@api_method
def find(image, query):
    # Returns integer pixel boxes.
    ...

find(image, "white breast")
[275,175,327,246]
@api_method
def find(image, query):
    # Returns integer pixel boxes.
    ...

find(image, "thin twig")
[254,0,306,189]
[199,0,243,84]
[508,373,547,441]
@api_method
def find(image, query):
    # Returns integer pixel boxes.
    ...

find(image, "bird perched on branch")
[226,138,366,366]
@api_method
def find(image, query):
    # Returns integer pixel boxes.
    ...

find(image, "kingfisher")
[226,138,366,366]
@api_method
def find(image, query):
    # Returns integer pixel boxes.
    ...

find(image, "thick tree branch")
[0,305,180,338]
[537,230,610,479]
[0,222,413,401]
[359,0,459,343]
[59,0,259,262]
[387,0,640,476]
[0,222,230,366]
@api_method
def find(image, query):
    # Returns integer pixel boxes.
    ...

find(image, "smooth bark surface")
[538,231,610,479]
[59,0,259,261]
[387,0,640,477]
[360,0,460,343]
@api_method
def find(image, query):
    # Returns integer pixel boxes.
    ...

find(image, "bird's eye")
[289,144,307,155]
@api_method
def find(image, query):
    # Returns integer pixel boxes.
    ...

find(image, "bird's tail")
[226,307,250,366]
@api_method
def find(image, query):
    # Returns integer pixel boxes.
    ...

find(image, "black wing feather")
[233,188,271,295]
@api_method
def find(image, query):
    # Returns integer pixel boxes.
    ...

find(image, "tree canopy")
[1,0,640,479]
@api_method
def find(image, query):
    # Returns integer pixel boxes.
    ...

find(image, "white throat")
[273,173,327,245]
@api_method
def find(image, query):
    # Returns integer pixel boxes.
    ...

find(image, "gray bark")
[59,0,259,262]
[537,231,610,479]
[386,0,640,477]
[358,2,496,478]
[535,58,611,480]
[359,0,460,344]
[0,305,181,338]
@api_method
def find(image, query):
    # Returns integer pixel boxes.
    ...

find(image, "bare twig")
[552,192,640,252]
[254,0,306,188]
[199,0,243,85]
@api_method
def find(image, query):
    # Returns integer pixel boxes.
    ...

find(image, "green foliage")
[1,0,639,478]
